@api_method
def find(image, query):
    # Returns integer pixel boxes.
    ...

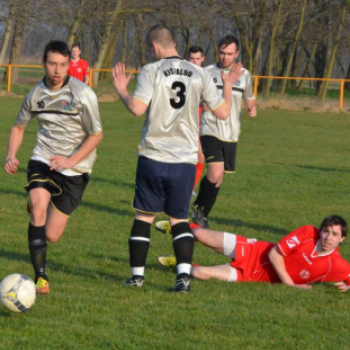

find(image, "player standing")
[192,35,257,228]
[68,43,90,85]
[4,40,103,294]
[160,216,350,292]
[112,24,243,292]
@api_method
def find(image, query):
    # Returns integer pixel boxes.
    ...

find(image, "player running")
[4,40,103,294]
[158,215,350,291]
[112,24,244,292]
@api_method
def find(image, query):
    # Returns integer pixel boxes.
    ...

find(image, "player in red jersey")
[188,46,205,192]
[161,215,350,291]
[68,43,90,84]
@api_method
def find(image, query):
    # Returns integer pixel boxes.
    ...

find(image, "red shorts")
[230,236,280,283]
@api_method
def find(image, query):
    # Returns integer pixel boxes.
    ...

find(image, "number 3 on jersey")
[170,81,186,109]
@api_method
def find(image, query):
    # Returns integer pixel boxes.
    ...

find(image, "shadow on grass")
[90,175,135,189]
[0,248,125,283]
[210,216,287,237]
[296,165,349,173]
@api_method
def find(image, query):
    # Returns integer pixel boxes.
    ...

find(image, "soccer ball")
[0,274,36,313]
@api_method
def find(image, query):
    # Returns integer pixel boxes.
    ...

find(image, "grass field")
[0,96,350,349]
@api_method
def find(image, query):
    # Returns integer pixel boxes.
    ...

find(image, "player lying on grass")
[157,215,350,291]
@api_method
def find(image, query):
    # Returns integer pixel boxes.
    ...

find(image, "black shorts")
[133,157,196,219]
[25,160,89,216]
[200,135,237,173]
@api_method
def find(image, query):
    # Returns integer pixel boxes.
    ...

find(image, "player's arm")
[245,99,257,118]
[112,63,148,116]
[83,74,89,85]
[4,125,25,174]
[268,246,312,289]
[49,131,103,171]
[334,282,350,292]
[210,62,244,120]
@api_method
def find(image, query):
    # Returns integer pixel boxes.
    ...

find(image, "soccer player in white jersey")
[112,24,244,292]
[4,41,103,294]
[192,35,257,228]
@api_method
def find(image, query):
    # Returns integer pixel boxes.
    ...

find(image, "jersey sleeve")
[201,70,224,111]
[277,225,318,257]
[133,66,153,106]
[15,89,36,128]
[80,87,102,134]
[242,71,255,101]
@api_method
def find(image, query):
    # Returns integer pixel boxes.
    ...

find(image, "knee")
[30,207,47,226]
[206,171,223,185]
[46,230,63,244]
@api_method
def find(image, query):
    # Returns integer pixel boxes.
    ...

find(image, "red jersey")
[68,59,89,82]
[230,225,350,285]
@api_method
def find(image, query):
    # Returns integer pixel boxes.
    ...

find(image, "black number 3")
[170,81,186,109]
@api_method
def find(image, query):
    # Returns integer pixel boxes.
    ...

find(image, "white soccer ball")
[0,274,36,313]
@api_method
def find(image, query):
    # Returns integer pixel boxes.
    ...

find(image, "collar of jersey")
[164,56,183,60]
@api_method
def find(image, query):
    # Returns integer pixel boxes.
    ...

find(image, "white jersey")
[15,76,102,174]
[133,57,224,164]
[201,63,255,142]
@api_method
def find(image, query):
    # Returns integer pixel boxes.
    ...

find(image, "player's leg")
[125,157,163,287]
[164,162,196,292]
[191,227,225,254]
[193,141,205,192]
[28,187,51,293]
[193,136,224,227]
[191,264,234,281]
[45,204,70,243]
[125,211,155,287]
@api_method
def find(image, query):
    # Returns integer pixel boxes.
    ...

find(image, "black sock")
[172,222,194,279]
[129,219,151,271]
[194,176,220,217]
[28,223,48,282]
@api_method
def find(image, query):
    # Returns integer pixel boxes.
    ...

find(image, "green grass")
[1,97,350,349]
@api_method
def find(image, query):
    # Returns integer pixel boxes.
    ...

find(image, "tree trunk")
[0,2,16,65]
[262,0,285,98]
[280,0,307,95]
[92,0,124,87]
[319,6,347,100]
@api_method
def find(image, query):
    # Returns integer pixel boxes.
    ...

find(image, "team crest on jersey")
[286,236,300,249]
[299,269,310,280]
[77,68,82,73]
[62,101,72,111]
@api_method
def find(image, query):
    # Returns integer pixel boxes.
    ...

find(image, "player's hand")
[221,62,244,87]
[334,282,350,292]
[49,155,75,171]
[4,157,19,174]
[112,63,133,94]
[203,103,211,112]
[246,105,257,118]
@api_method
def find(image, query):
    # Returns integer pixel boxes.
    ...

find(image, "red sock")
[189,223,202,230]
[193,162,205,190]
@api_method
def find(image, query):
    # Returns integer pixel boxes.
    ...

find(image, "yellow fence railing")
[1,64,349,109]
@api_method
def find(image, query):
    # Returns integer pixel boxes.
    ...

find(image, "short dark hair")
[320,215,348,237]
[71,43,81,50]
[218,35,239,51]
[146,24,176,49]
[43,40,70,62]
[188,46,204,56]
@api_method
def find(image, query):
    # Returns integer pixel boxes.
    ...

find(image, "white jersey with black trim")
[200,63,255,142]
[15,76,102,174]
[133,57,224,164]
